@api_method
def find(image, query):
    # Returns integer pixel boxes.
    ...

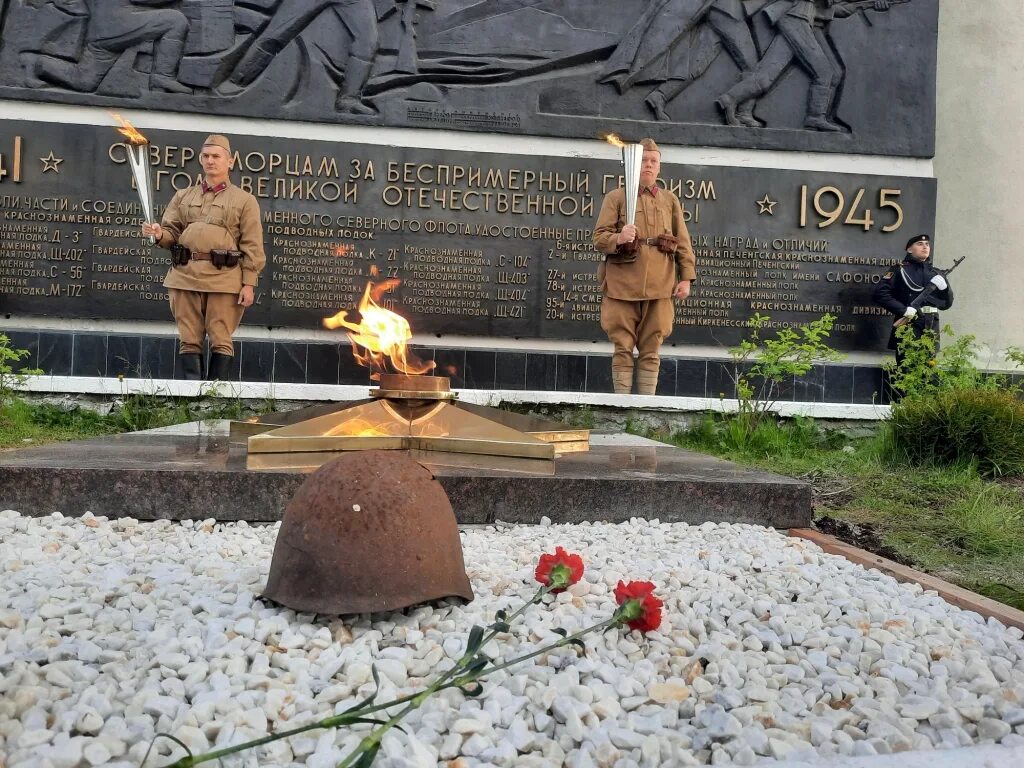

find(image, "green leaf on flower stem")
[465,656,489,675]
[346,717,389,727]
[348,666,381,711]
[351,743,381,768]
[489,621,511,633]
[467,625,484,653]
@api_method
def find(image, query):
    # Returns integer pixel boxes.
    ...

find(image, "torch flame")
[110,112,149,145]
[324,279,436,378]
[603,132,627,148]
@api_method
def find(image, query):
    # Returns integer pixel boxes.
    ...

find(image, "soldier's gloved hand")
[903,306,918,319]
[930,274,948,291]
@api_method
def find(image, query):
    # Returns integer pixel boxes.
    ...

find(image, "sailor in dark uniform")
[872,233,954,382]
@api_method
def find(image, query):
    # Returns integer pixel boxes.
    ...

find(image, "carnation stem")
[153,692,418,768]
[452,611,625,684]
[335,585,559,765]
[157,585,557,768]
[157,586,623,768]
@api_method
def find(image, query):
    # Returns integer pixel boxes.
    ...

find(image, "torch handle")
[622,143,643,230]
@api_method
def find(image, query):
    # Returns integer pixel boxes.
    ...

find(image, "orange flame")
[603,133,627,148]
[110,113,149,145]
[323,279,436,379]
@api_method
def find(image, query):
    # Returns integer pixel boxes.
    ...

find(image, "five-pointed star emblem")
[40,151,63,173]
[756,194,777,215]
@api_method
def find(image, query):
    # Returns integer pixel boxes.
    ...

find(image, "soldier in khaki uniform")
[142,135,266,380]
[592,139,696,395]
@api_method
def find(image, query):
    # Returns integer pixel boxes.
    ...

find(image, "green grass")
[0,393,262,451]
[0,399,119,449]
[655,415,1024,612]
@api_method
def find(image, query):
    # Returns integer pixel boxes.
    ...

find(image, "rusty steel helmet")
[263,450,474,614]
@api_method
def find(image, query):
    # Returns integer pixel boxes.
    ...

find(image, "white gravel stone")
[3,512,1024,767]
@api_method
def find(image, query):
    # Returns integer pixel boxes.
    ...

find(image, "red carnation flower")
[535,546,585,593]
[614,580,663,632]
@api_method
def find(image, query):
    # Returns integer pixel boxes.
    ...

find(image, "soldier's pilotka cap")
[640,138,660,153]
[905,233,930,249]
[203,134,231,153]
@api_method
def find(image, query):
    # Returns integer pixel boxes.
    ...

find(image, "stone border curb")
[14,375,892,420]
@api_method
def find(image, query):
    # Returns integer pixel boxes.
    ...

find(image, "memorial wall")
[0,121,933,352]
[0,0,952,397]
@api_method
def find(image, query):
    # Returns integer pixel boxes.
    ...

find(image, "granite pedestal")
[0,421,811,528]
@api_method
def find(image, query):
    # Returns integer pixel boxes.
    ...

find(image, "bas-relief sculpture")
[0,0,937,156]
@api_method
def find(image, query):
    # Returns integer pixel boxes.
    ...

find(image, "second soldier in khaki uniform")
[143,135,266,380]
[593,139,696,395]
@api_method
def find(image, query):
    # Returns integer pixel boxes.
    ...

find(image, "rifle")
[893,256,965,328]
[840,0,913,13]
[837,0,912,24]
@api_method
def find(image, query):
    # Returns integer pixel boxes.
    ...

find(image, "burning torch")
[605,133,643,231]
[111,114,155,245]
[604,134,644,257]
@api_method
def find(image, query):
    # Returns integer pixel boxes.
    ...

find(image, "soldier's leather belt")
[640,237,660,246]
[170,248,242,268]
[193,250,242,268]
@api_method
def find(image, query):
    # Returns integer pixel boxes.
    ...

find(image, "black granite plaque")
[0,0,938,157]
[0,121,936,351]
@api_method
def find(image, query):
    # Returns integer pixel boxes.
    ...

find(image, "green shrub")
[1007,346,1024,371]
[0,332,42,403]
[885,387,1024,477]
[725,313,844,446]
[885,324,997,396]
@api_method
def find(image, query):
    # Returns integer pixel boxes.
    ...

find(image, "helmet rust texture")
[263,450,474,615]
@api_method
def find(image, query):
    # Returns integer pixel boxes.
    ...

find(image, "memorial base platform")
[0,421,810,528]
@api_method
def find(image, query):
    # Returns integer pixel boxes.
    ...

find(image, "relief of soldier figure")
[20,0,194,95]
[219,0,391,116]
[7,0,429,115]
[601,0,902,132]
[1,0,919,137]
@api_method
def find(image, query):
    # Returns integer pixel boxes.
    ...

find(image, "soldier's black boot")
[804,85,844,132]
[206,353,233,382]
[336,56,376,115]
[179,353,203,381]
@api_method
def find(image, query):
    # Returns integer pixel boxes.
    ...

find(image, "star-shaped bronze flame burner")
[232,373,590,472]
